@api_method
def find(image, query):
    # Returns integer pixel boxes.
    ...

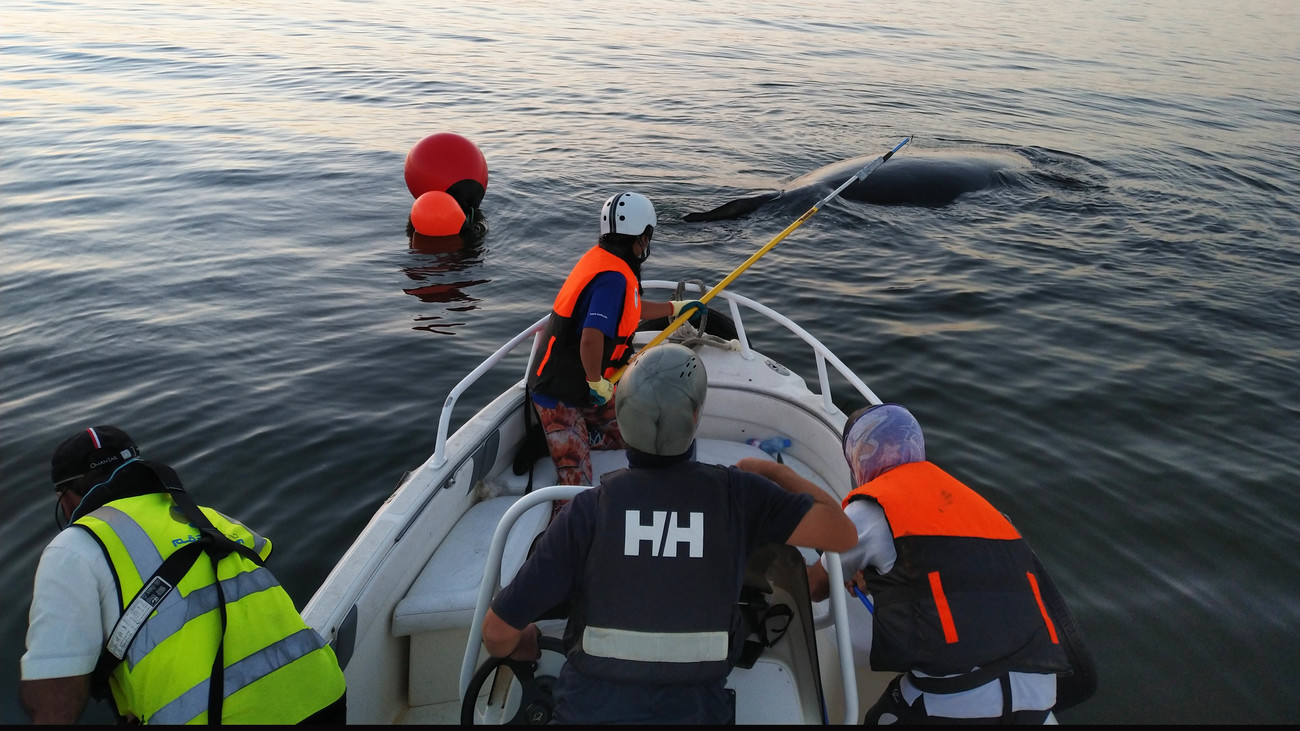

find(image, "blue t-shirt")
[578,271,629,339]
[491,445,814,724]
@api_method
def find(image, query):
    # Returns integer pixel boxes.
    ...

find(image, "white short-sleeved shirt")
[22,527,121,680]
[822,499,1057,719]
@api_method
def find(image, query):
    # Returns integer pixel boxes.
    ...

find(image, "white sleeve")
[21,528,121,680]
[822,499,897,576]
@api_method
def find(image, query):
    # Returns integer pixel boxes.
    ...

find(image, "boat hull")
[303,283,892,723]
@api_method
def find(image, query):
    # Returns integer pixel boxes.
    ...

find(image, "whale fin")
[682,191,782,222]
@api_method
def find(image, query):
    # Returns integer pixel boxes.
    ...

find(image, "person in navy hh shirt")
[486,344,855,724]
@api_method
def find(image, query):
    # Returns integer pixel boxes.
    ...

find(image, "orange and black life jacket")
[844,461,1071,678]
[527,245,642,404]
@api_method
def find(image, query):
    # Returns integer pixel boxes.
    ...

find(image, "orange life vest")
[844,461,1070,678]
[528,245,642,403]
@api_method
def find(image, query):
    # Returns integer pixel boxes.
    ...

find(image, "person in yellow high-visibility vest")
[21,425,347,725]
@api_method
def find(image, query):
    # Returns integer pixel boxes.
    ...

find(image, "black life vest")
[566,459,746,684]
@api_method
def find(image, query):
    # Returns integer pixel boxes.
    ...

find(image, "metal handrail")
[824,551,858,724]
[432,283,882,469]
[432,315,548,469]
[459,485,590,699]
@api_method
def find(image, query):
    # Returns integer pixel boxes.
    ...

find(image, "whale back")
[683,148,1029,221]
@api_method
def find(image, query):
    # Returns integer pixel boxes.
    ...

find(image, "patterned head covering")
[841,403,926,485]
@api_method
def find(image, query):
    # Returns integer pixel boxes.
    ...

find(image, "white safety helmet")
[600,192,657,238]
[615,343,707,456]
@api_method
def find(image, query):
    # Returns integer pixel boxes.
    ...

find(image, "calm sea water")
[3,0,1297,723]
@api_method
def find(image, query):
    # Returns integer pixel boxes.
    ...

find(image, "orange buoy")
[403,133,488,211]
[410,191,467,236]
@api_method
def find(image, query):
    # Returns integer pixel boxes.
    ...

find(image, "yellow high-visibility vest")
[77,493,345,724]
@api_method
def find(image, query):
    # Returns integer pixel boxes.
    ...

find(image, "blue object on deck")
[746,436,792,456]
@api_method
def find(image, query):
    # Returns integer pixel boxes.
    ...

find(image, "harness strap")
[207,552,227,725]
[905,660,1016,695]
[91,539,235,724]
[999,673,1013,722]
[101,542,206,662]
[145,462,264,566]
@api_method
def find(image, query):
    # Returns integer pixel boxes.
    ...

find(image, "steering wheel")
[460,636,565,725]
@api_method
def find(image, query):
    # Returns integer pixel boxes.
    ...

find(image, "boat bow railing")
[675,282,882,416]
[432,315,549,469]
[432,282,881,469]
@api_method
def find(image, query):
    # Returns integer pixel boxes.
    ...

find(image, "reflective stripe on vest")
[147,628,330,725]
[581,626,730,664]
[78,494,345,724]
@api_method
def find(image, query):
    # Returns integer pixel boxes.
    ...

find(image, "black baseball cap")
[51,425,140,488]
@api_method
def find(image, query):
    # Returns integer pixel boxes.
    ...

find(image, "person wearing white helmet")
[808,403,1096,724]
[526,192,705,508]
[485,344,856,724]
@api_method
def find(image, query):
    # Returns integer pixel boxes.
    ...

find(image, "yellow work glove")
[670,299,706,326]
[587,378,615,406]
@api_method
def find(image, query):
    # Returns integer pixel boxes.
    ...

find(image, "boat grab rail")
[433,314,549,469]
[685,282,883,417]
[432,281,882,469]
[458,484,859,725]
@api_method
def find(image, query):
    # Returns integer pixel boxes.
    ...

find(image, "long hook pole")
[610,136,911,384]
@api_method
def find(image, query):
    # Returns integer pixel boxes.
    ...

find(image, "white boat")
[301,279,897,724]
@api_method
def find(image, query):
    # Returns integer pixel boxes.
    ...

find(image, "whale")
[682,148,1029,222]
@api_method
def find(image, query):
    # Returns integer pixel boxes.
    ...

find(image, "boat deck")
[496,436,831,496]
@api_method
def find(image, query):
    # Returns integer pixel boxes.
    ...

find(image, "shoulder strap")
[139,461,265,566]
[100,542,206,663]
[90,545,233,723]
[90,541,207,700]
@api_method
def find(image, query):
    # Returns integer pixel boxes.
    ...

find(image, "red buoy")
[410,191,467,236]
[404,133,488,211]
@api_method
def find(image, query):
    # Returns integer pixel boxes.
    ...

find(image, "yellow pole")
[610,136,911,384]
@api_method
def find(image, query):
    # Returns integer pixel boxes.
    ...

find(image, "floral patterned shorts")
[532,398,625,518]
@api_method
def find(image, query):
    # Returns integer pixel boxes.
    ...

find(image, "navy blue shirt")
[491,444,815,724]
